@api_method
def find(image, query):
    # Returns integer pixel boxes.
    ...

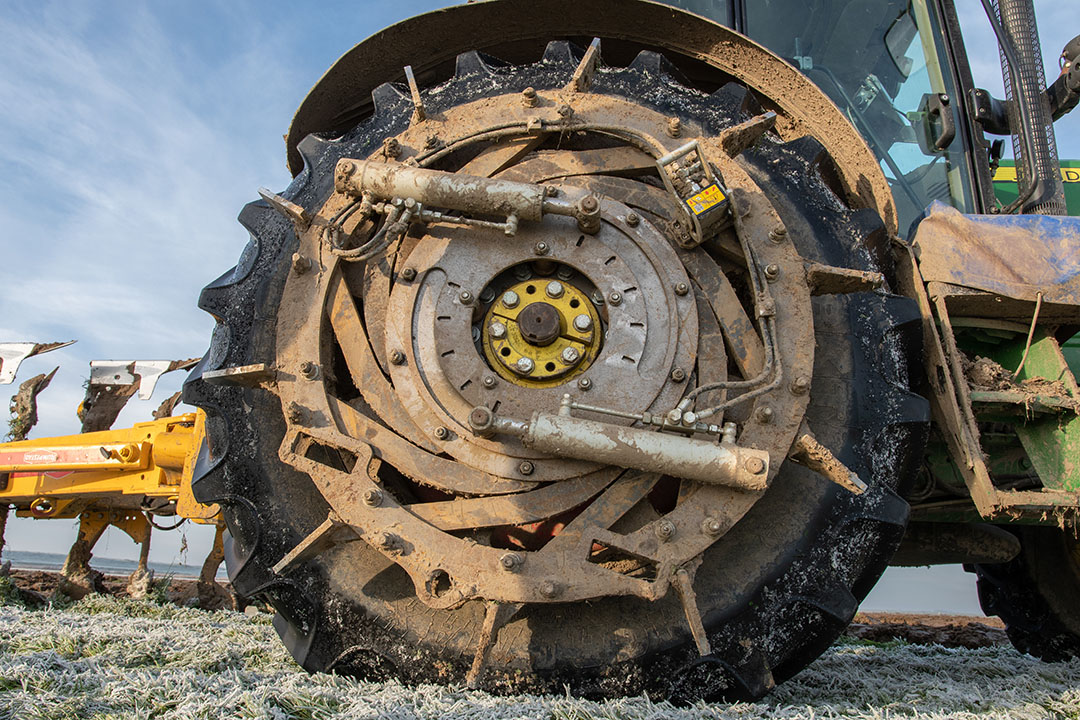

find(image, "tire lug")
[490,322,507,339]
[459,290,475,305]
[573,314,592,332]
[515,357,534,375]
[545,281,564,299]
[626,211,640,227]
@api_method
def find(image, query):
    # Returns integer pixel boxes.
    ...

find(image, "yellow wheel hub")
[481,278,602,388]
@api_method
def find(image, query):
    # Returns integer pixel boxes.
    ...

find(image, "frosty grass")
[0,592,1077,720]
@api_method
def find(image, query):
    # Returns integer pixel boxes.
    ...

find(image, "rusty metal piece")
[202,363,273,387]
[404,65,426,123]
[466,601,522,688]
[789,431,868,494]
[569,38,601,93]
[805,262,884,295]
[7,367,57,441]
[672,566,711,656]
[258,187,310,229]
[272,511,359,575]
[197,523,231,610]
[716,111,778,158]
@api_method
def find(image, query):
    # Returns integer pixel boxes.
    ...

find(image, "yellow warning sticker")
[686,184,726,215]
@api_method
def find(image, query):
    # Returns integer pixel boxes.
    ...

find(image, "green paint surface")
[993,160,1080,214]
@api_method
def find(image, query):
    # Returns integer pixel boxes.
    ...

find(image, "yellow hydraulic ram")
[0,411,217,524]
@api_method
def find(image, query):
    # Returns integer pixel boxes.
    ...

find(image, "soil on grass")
[4,568,240,610]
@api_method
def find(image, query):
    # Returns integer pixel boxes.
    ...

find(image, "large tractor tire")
[184,32,927,701]
[972,527,1080,662]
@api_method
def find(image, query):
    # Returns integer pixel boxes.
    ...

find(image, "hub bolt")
[434,426,450,440]
[701,516,723,536]
[479,287,495,304]
[472,327,482,343]
[561,346,581,364]
[608,291,622,306]
[545,281,564,299]
[573,314,592,332]
[516,357,535,374]
[790,375,811,395]
[769,225,788,243]
[521,86,538,107]
[670,367,687,383]
[764,264,780,281]
[500,552,524,572]
[539,580,561,598]
[518,460,535,476]
[655,519,676,542]
[490,322,507,339]
[502,290,520,308]
[363,488,383,507]
[534,241,550,256]
[482,375,497,389]
[514,265,532,281]
[577,377,592,391]
[400,267,417,281]
[667,117,682,137]
[755,405,774,424]
[299,361,319,380]
[291,253,311,275]
[557,266,574,280]
[591,291,605,305]
[459,290,475,305]
[674,282,690,296]
[389,349,407,366]
[745,457,766,475]
[626,212,640,227]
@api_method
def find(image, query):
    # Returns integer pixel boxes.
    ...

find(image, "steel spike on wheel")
[184,29,927,701]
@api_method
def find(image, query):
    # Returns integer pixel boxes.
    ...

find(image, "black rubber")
[971,526,1080,662]
[183,42,929,701]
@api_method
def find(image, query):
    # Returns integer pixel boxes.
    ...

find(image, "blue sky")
[0,0,1077,607]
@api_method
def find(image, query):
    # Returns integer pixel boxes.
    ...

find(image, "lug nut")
[545,281,565,299]
[626,211,640,227]
[755,405,774,424]
[561,346,580,364]
[667,117,682,137]
[400,267,417,281]
[701,516,723,536]
[389,349,407,366]
[534,241,550,256]
[655,519,676,542]
[764,264,780,281]
[577,377,592,391]
[521,86,538,107]
[518,460,535,476]
[516,357,535,374]
[674,282,689,296]
[670,367,687,382]
[557,266,574,281]
[459,290,475,305]
[539,580,561,598]
[608,291,622,306]
[291,253,311,275]
[500,552,524,572]
[490,322,507,339]
[683,411,698,425]
[434,426,450,440]
[573,314,593,332]
[790,375,811,395]
[363,488,383,507]
[502,290,520,308]
[299,361,319,380]
[667,409,683,425]
[769,225,788,243]
[479,287,495,304]
[745,457,766,475]
[482,375,497,389]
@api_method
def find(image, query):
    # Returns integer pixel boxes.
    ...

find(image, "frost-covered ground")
[0,595,1078,720]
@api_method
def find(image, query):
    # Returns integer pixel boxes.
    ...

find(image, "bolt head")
[745,457,766,475]
[482,375,497,389]
[667,409,683,425]
[434,426,450,440]
[670,367,687,382]
[502,290,520,308]
[608,291,622,306]
[674,282,689,296]
[580,195,599,212]
[626,211,640,227]
[768,225,788,243]
[539,580,560,598]
[291,253,311,275]
[790,375,811,395]
[518,460,535,476]
[490,322,507,339]
[755,406,774,423]
[561,346,580,364]
[299,361,319,380]
[577,377,592,391]
[459,290,474,305]
[389,349,407,366]
[557,103,574,118]
[545,281,564,299]
[667,117,682,137]
[400,267,417,281]
[764,264,780,281]
[424,134,440,149]
[500,552,524,571]
[516,357,535,374]
[573,314,593,332]
[701,517,723,536]
[521,87,538,107]
[683,411,698,425]
[363,488,383,507]
[655,519,676,541]
[534,241,550,256]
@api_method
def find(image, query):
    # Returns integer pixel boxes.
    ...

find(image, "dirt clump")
[848,612,1008,649]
